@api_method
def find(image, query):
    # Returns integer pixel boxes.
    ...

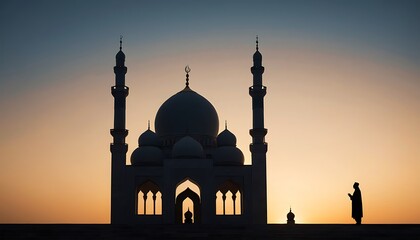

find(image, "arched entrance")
[175,188,201,224]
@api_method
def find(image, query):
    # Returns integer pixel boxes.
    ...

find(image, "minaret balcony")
[249,128,267,138]
[112,86,129,97]
[249,142,268,153]
[110,129,129,138]
[249,86,266,97]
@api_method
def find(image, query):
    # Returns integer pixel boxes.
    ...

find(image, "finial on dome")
[119,35,123,51]
[225,120,228,130]
[256,35,259,51]
[185,65,191,87]
[148,120,150,130]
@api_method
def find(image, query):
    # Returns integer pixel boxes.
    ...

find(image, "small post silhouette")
[287,208,295,225]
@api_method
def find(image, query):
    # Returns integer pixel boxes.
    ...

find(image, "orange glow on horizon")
[1,38,419,224]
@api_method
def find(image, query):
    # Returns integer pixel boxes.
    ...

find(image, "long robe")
[350,187,363,219]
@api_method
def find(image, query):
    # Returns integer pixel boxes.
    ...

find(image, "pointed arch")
[174,178,201,224]
[175,188,201,223]
[175,177,201,199]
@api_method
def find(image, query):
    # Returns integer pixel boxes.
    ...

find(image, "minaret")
[110,36,129,224]
[249,36,268,224]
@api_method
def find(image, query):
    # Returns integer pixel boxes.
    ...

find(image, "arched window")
[216,180,242,215]
[137,180,162,215]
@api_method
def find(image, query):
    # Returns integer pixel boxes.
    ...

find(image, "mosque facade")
[110,38,268,224]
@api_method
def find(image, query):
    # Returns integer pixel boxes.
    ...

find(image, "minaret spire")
[111,38,128,137]
[115,36,126,68]
[110,37,129,224]
[249,37,268,224]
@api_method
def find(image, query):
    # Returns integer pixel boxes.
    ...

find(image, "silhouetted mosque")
[110,37,268,224]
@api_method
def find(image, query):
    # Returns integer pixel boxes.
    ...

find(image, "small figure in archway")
[348,182,363,224]
[184,208,193,224]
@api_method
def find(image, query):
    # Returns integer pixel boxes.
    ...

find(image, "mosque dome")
[172,136,204,159]
[138,128,161,146]
[131,146,164,166]
[131,128,163,166]
[214,127,244,165]
[155,87,219,144]
[213,146,244,166]
[217,128,237,146]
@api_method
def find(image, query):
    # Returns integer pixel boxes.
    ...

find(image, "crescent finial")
[185,65,191,87]
[185,65,191,74]
[256,35,259,51]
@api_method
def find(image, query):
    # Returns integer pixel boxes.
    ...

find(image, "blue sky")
[2,0,419,85]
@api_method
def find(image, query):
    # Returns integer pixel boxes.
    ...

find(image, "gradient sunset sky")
[0,0,419,223]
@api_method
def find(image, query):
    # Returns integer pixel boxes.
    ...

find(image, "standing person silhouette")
[348,182,363,224]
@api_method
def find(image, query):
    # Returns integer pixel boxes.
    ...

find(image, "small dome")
[213,146,244,166]
[138,129,160,146]
[217,128,237,146]
[131,146,163,166]
[172,136,204,159]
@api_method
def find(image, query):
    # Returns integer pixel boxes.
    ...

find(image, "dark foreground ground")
[1,224,419,240]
